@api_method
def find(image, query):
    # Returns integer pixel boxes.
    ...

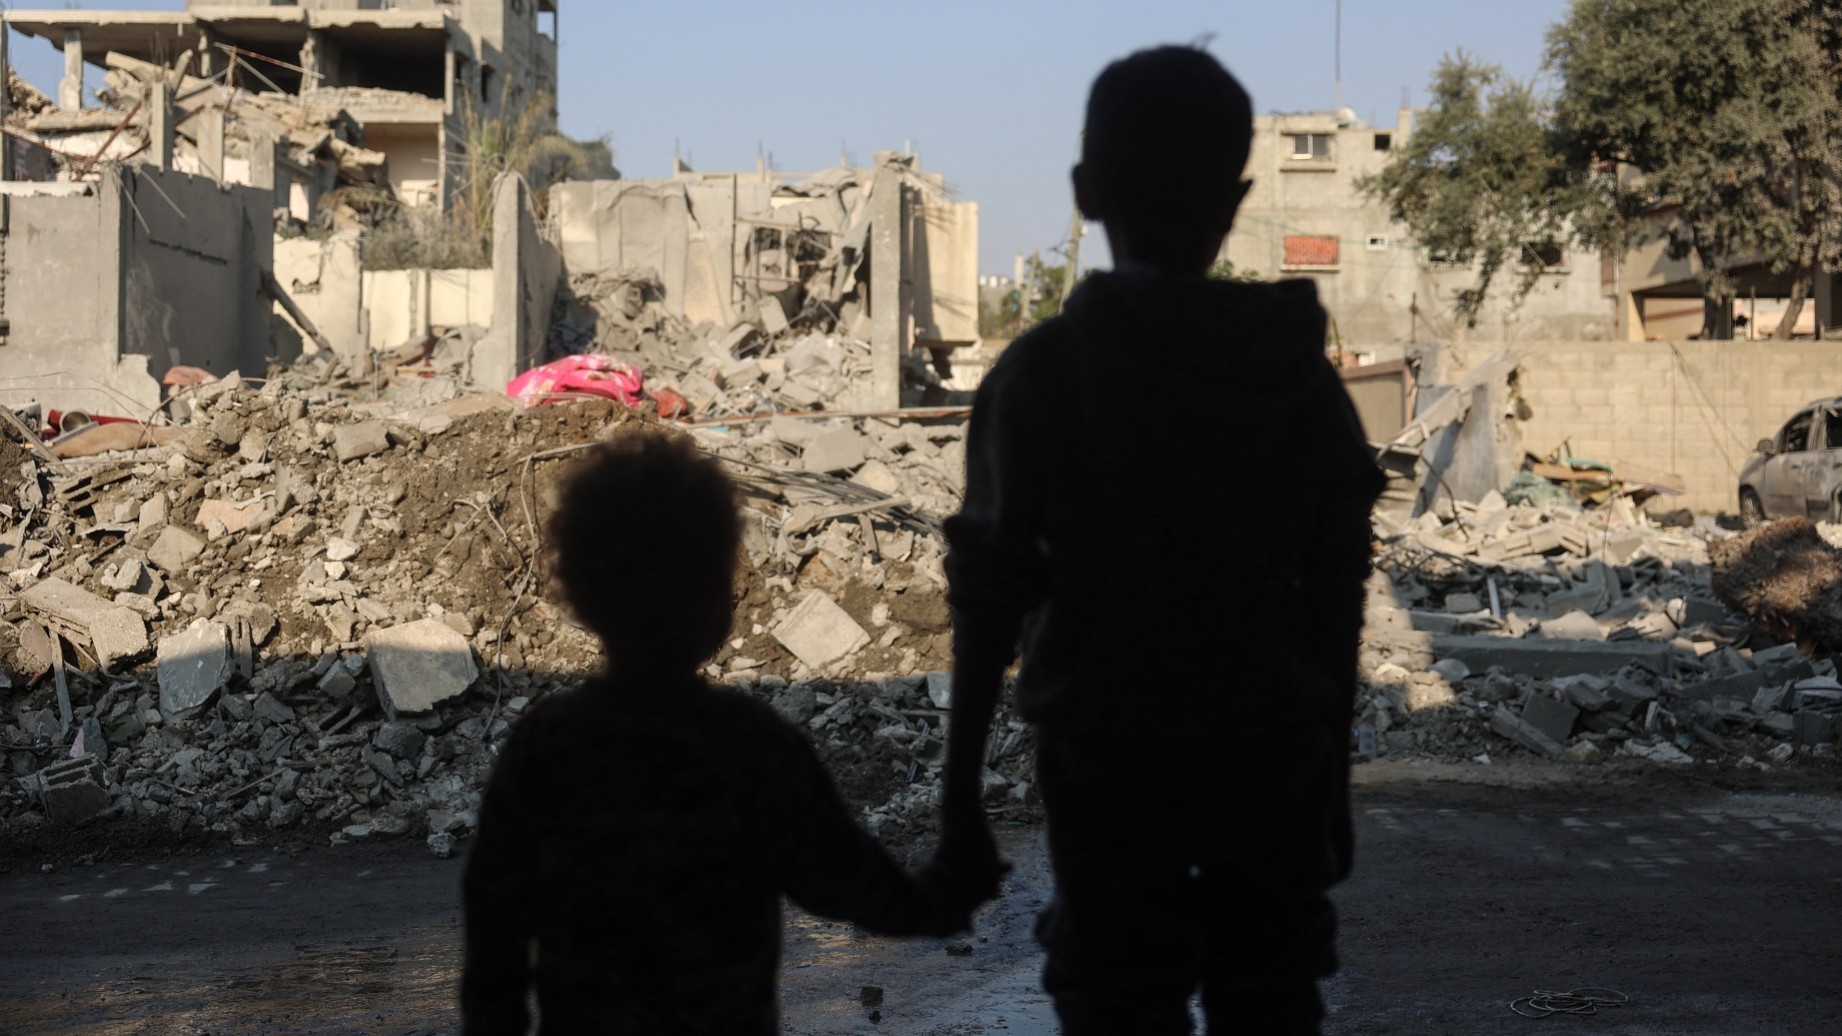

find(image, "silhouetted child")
[462,432,969,1035]
[935,47,1386,1035]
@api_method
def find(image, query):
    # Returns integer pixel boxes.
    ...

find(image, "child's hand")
[930,805,1011,910]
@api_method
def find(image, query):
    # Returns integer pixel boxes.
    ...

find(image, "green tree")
[1355,53,1575,327]
[1363,2,1842,340]
[456,83,615,255]
[1549,0,1842,339]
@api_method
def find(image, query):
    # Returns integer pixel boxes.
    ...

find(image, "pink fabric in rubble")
[506,355,646,408]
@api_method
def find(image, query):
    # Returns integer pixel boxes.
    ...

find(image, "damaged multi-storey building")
[0,0,978,420]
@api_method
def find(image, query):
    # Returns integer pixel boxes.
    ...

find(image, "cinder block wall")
[1430,340,1842,514]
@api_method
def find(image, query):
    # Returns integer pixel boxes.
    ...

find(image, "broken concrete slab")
[1521,693,1581,744]
[1433,635,1671,679]
[374,722,426,760]
[803,427,868,474]
[1537,610,1606,642]
[333,421,391,462]
[19,578,149,669]
[147,525,206,574]
[253,691,295,724]
[1489,707,1567,759]
[366,618,479,717]
[925,671,953,709]
[156,620,231,716]
[771,591,871,671]
[195,498,269,537]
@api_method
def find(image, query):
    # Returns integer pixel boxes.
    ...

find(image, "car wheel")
[1740,489,1765,529]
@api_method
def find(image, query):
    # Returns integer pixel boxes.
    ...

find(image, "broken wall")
[1428,340,1842,513]
[550,178,773,327]
[0,166,273,417]
[910,197,979,349]
[473,175,559,390]
[363,268,493,351]
[274,231,366,357]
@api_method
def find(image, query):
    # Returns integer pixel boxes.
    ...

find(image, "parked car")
[1738,398,1842,525]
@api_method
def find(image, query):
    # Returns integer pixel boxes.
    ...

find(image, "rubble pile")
[0,380,1013,857]
[1708,517,1842,652]
[1362,492,1841,768]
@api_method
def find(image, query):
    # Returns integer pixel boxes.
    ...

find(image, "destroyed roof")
[5,7,453,66]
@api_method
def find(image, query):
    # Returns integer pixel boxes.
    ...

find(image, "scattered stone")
[771,591,871,671]
[374,722,427,760]
[427,831,456,859]
[333,421,391,462]
[1488,708,1566,759]
[195,498,270,536]
[325,537,361,562]
[367,618,480,717]
[148,525,207,573]
[253,692,295,724]
[925,671,953,709]
[1444,592,1483,614]
[156,620,231,716]
[1537,610,1605,642]
[803,427,868,474]
[1521,693,1581,745]
[19,578,149,669]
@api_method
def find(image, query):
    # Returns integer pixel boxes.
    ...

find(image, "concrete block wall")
[1431,340,1842,514]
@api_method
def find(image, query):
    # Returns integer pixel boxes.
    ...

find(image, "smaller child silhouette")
[462,431,970,1035]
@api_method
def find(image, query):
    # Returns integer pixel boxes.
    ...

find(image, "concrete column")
[59,29,84,110]
[149,82,174,170]
[869,161,904,410]
[251,134,279,205]
[197,109,226,183]
[0,27,12,182]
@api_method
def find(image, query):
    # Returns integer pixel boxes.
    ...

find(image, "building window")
[1366,235,1388,251]
[1283,235,1340,269]
[1427,247,1471,267]
[1374,132,1392,150]
[1287,133,1332,161]
[1524,242,1568,272]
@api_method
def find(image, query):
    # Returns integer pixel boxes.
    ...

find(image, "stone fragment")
[1521,693,1581,744]
[325,537,360,562]
[374,722,427,760]
[101,558,144,593]
[253,692,295,724]
[771,591,871,671]
[366,618,480,717]
[19,578,149,669]
[1488,708,1566,759]
[138,494,169,531]
[1536,610,1605,642]
[1794,709,1838,745]
[333,421,391,462]
[156,620,231,716]
[925,672,953,709]
[427,831,456,859]
[195,498,269,537]
[318,666,357,699]
[148,526,207,574]
[803,428,868,474]
[1429,658,1471,683]
[1562,740,1603,763]
[1403,674,1456,712]
[851,460,904,496]
[38,755,110,824]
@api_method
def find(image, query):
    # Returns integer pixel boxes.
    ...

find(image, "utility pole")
[1060,207,1083,312]
[1334,0,1343,111]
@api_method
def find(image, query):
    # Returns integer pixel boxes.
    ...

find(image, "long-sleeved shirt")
[944,270,1386,736]
[461,676,964,1035]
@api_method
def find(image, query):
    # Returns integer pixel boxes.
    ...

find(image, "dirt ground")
[2,760,1838,1035]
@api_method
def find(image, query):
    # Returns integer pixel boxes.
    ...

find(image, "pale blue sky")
[8,1,1572,273]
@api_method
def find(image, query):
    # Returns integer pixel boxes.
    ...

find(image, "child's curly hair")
[547,431,741,673]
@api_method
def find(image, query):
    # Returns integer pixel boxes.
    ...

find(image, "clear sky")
[8,0,1572,273]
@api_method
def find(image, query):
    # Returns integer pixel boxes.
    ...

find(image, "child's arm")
[460,716,542,1035]
[937,347,1049,902]
[751,705,971,937]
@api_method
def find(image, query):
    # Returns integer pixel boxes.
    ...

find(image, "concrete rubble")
[1,377,1009,855]
[1362,488,1842,769]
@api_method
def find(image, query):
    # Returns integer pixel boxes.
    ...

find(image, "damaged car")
[1738,399,1842,525]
